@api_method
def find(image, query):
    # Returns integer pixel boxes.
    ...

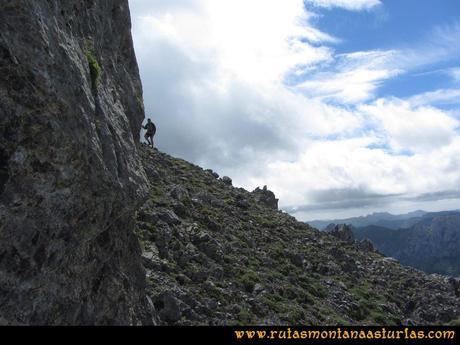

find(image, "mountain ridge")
[353,211,460,276]
[308,210,429,230]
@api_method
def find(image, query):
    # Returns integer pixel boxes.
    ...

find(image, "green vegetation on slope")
[135,145,460,326]
[85,50,101,89]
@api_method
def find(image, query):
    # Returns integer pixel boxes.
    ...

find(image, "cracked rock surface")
[0,0,151,325]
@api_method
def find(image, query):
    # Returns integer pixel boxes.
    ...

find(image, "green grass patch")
[237,270,261,293]
[85,50,101,89]
[236,309,252,324]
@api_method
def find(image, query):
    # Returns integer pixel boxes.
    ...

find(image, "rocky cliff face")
[0,0,151,324]
[136,147,460,325]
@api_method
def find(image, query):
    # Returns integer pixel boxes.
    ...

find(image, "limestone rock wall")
[0,0,151,324]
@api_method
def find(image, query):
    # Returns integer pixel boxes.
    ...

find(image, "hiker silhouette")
[143,118,156,148]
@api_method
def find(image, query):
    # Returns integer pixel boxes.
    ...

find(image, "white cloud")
[297,50,401,103]
[133,0,335,86]
[234,95,460,219]
[253,135,460,213]
[397,23,460,69]
[131,0,355,167]
[408,88,460,106]
[305,0,381,11]
[359,98,459,154]
[448,67,460,82]
[129,1,460,220]
[294,23,460,105]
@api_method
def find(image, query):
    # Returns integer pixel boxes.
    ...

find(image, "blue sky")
[130,0,460,220]
[311,0,460,51]
[308,0,460,102]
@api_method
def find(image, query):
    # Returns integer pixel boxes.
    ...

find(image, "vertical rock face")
[0,0,150,324]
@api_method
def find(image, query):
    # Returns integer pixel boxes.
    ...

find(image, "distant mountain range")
[351,211,460,276]
[308,210,428,230]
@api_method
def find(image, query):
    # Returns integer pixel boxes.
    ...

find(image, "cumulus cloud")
[132,0,336,84]
[359,98,460,153]
[129,0,460,221]
[130,0,350,169]
[259,135,460,215]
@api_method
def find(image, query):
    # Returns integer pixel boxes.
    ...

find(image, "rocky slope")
[0,0,151,324]
[353,212,460,276]
[136,146,460,325]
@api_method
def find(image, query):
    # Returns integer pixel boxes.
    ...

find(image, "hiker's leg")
[144,133,151,146]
